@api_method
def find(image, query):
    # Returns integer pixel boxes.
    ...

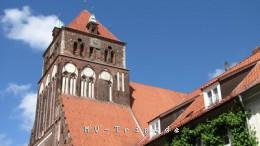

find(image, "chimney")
[224,61,230,71]
[252,46,260,55]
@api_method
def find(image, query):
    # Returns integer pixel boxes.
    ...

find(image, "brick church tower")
[29,10,131,145]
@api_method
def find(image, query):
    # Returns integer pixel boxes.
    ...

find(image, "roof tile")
[130,82,187,129]
[61,96,142,146]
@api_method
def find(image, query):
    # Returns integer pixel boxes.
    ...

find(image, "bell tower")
[42,10,130,104]
[29,10,130,146]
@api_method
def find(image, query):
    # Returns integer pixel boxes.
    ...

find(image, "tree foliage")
[171,111,258,146]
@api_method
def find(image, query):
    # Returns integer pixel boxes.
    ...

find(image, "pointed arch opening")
[80,43,84,57]
[99,71,113,101]
[62,63,78,95]
[80,67,96,98]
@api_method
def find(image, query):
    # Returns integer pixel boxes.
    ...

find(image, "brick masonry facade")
[29,25,131,145]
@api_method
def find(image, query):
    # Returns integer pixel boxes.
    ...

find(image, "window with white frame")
[149,118,161,138]
[203,83,222,108]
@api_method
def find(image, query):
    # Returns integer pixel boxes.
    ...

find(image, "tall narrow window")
[80,43,84,57]
[89,47,94,58]
[207,91,213,105]
[73,42,78,55]
[116,72,120,91]
[213,87,219,101]
[104,50,108,62]
[121,73,125,92]
[110,51,114,63]
[99,71,113,101]
[73,38,83,56]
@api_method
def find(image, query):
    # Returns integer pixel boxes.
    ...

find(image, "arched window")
[89,47,94,58]
[80,43,84,57]
[51,65,57,80]
[99,71,113,101]
[73,38,84,56]
[62,63,78,95]
[45,74,51,87]
[73,42,78,55]
[104,50,108,62]
[81,67,95,98]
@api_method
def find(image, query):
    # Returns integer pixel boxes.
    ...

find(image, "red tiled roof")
[67,10,120,41]
[130,82,188,129]
[231,61,260,96]
[61,96,142,146]
[170,89,204,128]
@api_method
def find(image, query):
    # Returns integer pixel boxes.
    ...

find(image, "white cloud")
[5,83,31,95]
[18,92,37,131]
[0,133,12,146]
[208,62,237,79]
[1,83,37,131]
[208,68,225,79]
[0,6,63,50]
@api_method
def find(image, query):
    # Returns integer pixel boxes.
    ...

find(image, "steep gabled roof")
[61,96,142,146]
[130,82,188,129]
[67,10,120,41]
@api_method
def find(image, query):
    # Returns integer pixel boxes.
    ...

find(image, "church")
[29,10,260,146]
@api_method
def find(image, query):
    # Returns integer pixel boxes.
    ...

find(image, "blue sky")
[0,0,259,145]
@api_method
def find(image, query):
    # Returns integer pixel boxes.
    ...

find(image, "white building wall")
[246,94,260,143]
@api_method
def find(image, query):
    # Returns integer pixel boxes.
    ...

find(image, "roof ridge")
[130,82,187,95]
[201,50,260,89]
[61,95,131,109]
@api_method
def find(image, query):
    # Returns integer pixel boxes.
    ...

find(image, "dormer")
[86,14,99,35]
[203,83,222,108]
[149,118,161,138]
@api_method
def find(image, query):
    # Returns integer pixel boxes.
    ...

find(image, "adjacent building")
[143,48,260,146]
